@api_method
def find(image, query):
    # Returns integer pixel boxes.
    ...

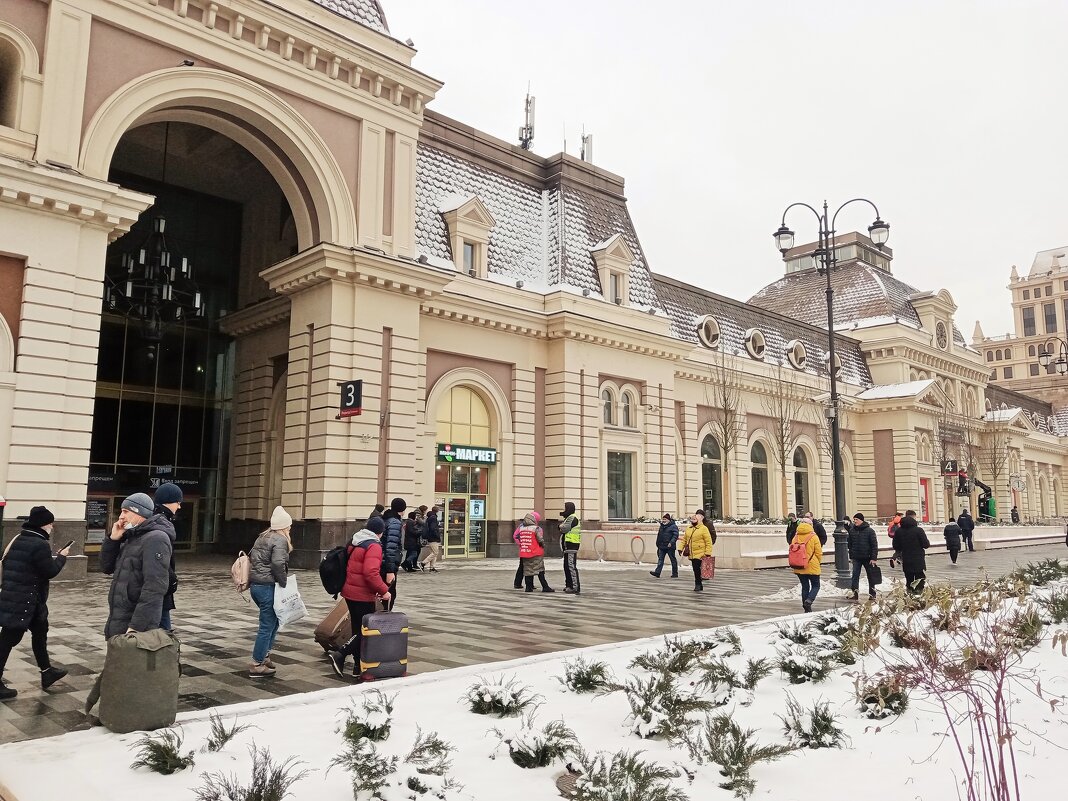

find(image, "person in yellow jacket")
[678,509,714,592]
[789,521,823,612]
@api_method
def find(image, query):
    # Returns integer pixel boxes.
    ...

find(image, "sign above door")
[437,443,497,464]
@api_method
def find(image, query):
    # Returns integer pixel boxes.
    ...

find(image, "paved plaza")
[0,543,1065,744]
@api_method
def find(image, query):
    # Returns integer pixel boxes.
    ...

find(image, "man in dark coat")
[153,483,183,631]
[650,514,680,578]
[401,510,424,572]
[957,509,976,552]
[0,506,69,700]
[784,513,799,544]
[845,512,880,600]
[100,493,175,638]
[893,515,931,594]
[943,519,962,564]
[378,497,406,610]
[803,512,828,546]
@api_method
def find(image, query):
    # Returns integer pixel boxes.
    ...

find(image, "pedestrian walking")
[845,512,879,600]
[893,515,931,594]
[380,498,406,609]
[247,506,293,678]
[957,508,975,551]
[328,516,392,679]
[401,511,423,572]
[369,503,385,520]
[560,502,582,594]
[650,514,680,578]
[943,519,962,564]
[888,511,903,539]
[0,506,70,700]
[784,512,798,544]
[679,510,713,592]
[1010,506,1020,524]
[100,493,175,639]
[513,520,525,590]
[418,506,442,572]
[802,511,828,545]
[152,482,183,631]
[788,520,822,612]
[516,512,555,593]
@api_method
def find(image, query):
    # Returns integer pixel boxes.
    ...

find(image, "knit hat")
[270,505,293,530]
[562,502,576,517]
[852,512,865,522]
[154,482,184,506]
[367,516,385,535]
[795,521,814,536]
[121,493,155,518]
[390,497,407,515]
[26,506,55,529]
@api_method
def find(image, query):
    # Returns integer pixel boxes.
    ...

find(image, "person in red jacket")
[516,512,554,593]
[328,516,392,678]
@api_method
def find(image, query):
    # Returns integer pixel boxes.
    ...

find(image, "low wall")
[579,524,1068,570]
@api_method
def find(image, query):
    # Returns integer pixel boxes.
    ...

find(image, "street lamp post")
[773,200,889,589]
[1037,339,1068,376]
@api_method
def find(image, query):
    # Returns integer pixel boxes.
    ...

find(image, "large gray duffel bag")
[85,629,180,733]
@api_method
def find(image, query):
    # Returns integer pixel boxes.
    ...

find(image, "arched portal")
[750,441,770,519]
[700,434,723,519]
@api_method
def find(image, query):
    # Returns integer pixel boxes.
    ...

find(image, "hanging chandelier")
[104,215,204,342]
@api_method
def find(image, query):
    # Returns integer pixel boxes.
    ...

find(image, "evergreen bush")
[129,728,195,775]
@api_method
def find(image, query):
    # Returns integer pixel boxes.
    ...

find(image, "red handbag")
[700,555,715,580]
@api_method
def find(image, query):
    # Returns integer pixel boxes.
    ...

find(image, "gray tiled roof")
[653,273,872,388]
[413,144,658,306]
[308,1,389,34]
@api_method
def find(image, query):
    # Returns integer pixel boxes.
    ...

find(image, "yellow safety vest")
[562,515,581,545]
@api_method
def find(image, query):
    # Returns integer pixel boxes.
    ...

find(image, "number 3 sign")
[337,380,363,418]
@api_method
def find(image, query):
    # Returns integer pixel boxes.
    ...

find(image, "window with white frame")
[601,388,614,425]
[744,328,766,360]
[785,339,807,370]
[696,315,720,349]
[621,390,634,427]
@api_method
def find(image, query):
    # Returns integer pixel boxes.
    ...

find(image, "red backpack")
[788,534,811,569]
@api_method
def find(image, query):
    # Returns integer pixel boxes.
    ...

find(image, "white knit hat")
[270,505,293,530]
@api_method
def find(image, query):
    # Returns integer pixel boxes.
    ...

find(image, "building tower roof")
[309,1,390,35]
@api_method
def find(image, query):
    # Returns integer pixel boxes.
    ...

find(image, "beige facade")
[2,1,1067,573]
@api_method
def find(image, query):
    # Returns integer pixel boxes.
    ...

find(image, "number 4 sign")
[337,380,363,419]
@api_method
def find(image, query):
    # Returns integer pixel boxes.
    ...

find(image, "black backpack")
[319,544,352,598]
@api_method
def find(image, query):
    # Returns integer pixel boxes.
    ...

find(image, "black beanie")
[390,497,407,514]
[367,516,385,535]
[853,512,865,522]
[27,506,55,529]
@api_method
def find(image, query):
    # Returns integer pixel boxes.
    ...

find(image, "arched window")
[792,447,809,515]
[601,389,614,425]
[1005,347,1013,360]
[0,37,19,128]
[1029,345,1037,357]
[621,391,634,428]
[986,351,993,362]
[995,350,1002,361]
[751,442,769,519]
[701,434,722,518]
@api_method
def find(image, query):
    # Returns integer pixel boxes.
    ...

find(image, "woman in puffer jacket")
[328,516,392,679]
[516,512,555,593]
[789,520,823,613]
[679,509,714,592]
[247,506,294,678]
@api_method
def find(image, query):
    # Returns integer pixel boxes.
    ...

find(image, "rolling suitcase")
[359,607,409,680]
[314,597,352,652]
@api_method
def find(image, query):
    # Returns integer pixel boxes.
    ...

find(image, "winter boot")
[848,590,859,601]
[0,678,16,700]
[328,649,347,678]
[524,576,535,592]
[802,600,812,613]
[40,667,67,690]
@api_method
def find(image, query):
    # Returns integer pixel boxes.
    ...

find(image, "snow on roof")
[985,408,1022,423]
[308,0,390,34]
[856,379,936,401]
[437,193,476,214]
[1027,245,1068,278]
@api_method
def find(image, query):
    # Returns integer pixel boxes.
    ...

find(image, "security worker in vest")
[560,502,581,594]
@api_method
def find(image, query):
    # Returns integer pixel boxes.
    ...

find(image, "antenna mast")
[518,88,535,150]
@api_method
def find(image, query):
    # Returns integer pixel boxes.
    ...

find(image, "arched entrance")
[700,434,723,518]
[434,385,495,559]
[792,447,810,515]
[86,116,311,553]
[750,441,770,519]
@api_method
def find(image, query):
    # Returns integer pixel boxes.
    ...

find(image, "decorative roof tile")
[653,273,872,388]
[308,1,390,35]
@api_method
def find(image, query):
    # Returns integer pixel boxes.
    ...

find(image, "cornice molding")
[260,244,454,297]
[218,295,290,336]
[0,155,152,238]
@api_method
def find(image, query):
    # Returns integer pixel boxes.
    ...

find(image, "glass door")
[607,451,634,519]
[444,497,468,558]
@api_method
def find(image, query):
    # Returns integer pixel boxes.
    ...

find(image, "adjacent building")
[1,0,1066,574]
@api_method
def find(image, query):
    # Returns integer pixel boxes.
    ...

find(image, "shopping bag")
[870,563,883,586]
[273,574,309,630]
[700,555,716,580]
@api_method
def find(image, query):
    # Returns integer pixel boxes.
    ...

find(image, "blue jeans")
[403,547,420,570]
[160,608,172,631]
[250,583,278,664]
[652,547,678,576]
[851,560,878,596]
[797,574,821,603]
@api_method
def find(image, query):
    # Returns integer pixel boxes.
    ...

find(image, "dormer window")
[440,194,494,279]
[785,339,807,370]
[590,234,634,307]
[696,315,720,349]
[823,352,843,379]
[744,328,766,360]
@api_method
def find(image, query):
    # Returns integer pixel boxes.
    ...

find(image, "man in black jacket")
[0,506,70,700]
[957,508,976,552]
[894,515,931,593]
[845,512,879,600]
[100,493,174,638]
[802,512,828,546]
[379,497,406,610]
[153,482,183,631]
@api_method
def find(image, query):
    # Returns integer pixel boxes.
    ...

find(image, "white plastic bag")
[273,574,308,630]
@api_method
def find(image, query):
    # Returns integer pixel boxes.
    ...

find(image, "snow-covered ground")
[2,570,1066,801]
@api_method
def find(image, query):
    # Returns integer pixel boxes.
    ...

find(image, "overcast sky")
[385,0,1068,338]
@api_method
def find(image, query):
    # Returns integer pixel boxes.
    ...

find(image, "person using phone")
[0,506,70,700]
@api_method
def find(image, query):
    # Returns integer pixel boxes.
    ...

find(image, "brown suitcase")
[314,598,351,652]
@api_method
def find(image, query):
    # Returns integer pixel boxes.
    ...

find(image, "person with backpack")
[328,516,392,678]
[247,506,293,678]
[943,518,962,565]
[678,510,713,593]
[152,482,183,631]
[517,512,555,593]
[379,498,406,609]
[845,512,879,601]
[957,508,975,552]
[401,511,423,573]
[788,520,822,613]
[894,514,931,594]
[418,506,442,572]
[0,506,70,700]
[650,513,680,578]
